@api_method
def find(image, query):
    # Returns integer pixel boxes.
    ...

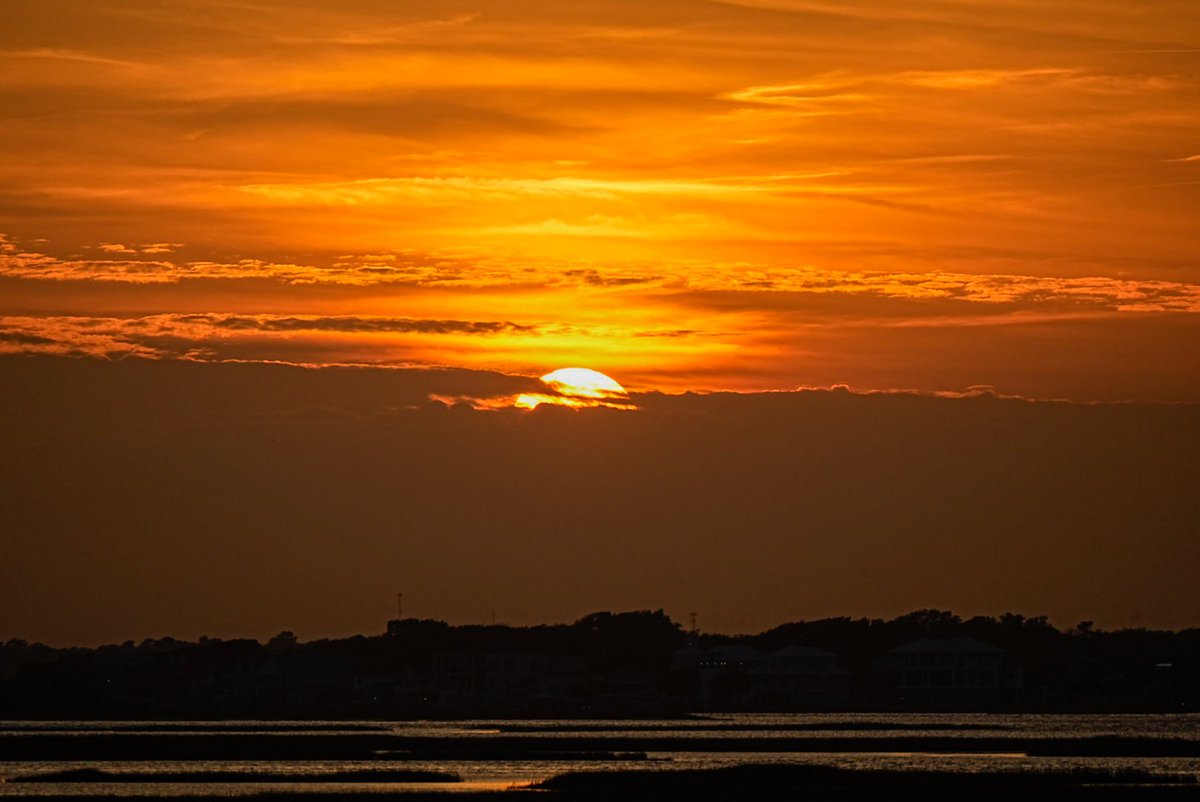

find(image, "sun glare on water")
[515,368,633,410]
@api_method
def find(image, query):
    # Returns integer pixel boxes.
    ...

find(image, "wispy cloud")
[186,314,532,335]
[0,48,143,68]
[95,242,183,255]
[0,314,537,361]
[236,176,760,205]
[3,235,1199,311]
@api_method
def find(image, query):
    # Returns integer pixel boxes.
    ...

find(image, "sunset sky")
[2,0,1198,399]
[2,2,1199,644]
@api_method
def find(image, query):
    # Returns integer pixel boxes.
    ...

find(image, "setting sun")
[514,368,633,410]
[542,368,626,399]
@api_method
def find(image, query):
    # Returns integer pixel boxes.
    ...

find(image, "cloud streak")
[0,314,536,360]
[3,234,1198,312]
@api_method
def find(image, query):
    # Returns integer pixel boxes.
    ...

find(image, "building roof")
[890,637,1004,654]
[769,645,836,658]
[704,644,761,661]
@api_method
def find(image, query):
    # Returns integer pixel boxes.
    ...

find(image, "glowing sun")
[515,368,633,410]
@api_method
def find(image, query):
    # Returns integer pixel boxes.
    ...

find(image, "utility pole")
[689,611,698,634]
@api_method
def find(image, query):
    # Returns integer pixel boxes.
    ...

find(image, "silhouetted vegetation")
[2,609,1198,718]
[8,765,1198,802]
[6,732,1199,762]
[13,768,461,784]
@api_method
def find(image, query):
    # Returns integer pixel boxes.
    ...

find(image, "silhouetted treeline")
[2,610,1197,718]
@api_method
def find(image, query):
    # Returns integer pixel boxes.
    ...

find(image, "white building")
[750,646,853,708]
[888,638,1005,691]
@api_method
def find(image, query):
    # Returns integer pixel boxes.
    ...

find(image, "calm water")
[3,714,1199,795]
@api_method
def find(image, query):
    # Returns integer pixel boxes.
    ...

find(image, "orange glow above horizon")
[1,1,1199,401]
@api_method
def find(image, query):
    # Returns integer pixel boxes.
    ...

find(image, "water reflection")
[2,714,1198,795]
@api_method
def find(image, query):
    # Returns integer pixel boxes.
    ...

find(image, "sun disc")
[540,367,627,399]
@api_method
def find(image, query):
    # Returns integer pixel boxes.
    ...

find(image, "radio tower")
[396,592,404,620]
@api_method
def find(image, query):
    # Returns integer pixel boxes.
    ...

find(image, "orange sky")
[2,0,1199,399]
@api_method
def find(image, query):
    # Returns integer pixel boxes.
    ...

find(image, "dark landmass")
[12,768,461,784]
[3,609,1199,718]
[7,765,1199,801]
[487,721,1016,731]
[534,764,1200,800]
[3,732,1199,761]
[4,722,391,732]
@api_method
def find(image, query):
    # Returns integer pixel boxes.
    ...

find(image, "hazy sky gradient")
[3,356,1197,644]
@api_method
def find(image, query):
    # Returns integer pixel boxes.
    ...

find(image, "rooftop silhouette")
[3,609,1197,718]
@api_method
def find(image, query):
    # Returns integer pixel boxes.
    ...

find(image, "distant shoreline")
[5,764,1198,801]
[4,730,1200,761]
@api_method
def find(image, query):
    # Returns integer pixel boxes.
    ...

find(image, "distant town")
[3,610,1196,718]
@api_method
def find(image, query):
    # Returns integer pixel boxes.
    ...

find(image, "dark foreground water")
[2,714,1199,796]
